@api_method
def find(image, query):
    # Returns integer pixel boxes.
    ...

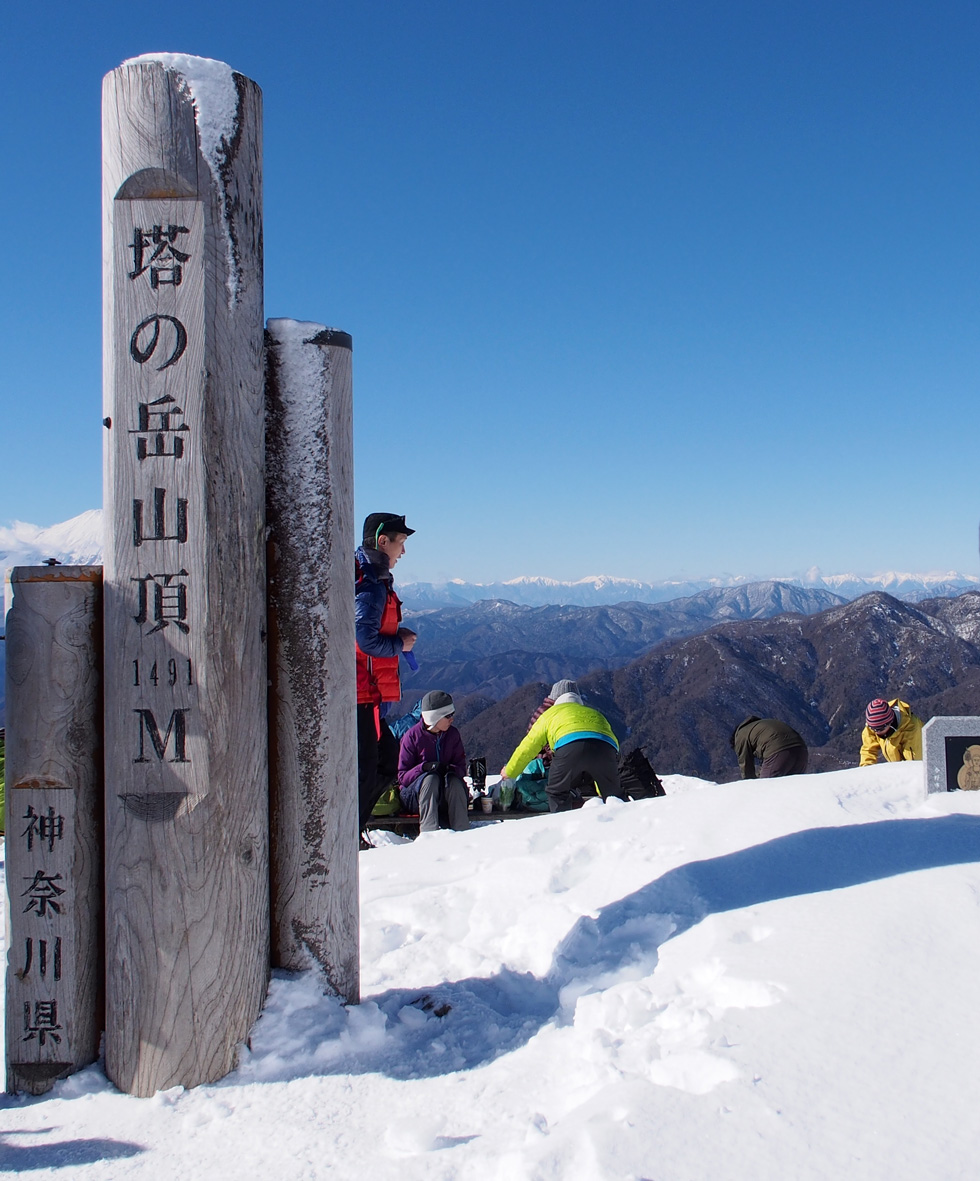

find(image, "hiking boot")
[548,788,585,813]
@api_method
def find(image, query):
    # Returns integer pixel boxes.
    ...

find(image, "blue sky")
[3,1,978,583]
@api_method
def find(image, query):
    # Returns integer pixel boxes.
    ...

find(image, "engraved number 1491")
[133,658,193,687]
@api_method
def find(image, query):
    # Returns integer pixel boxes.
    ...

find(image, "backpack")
[371,786,403,817]
[619,748,666,799]
[388,701,423,740]
[514,758,551,811]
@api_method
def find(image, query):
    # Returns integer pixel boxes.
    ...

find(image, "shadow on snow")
[241,814,980,1084]
[0,1128,144,1171]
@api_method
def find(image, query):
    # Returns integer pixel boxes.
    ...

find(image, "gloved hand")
[422,761,444,774]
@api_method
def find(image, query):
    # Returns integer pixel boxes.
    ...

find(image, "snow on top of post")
[266,317,335,505]
[124,54,238,184]
[267,318,330,345]
[122,53,244,306]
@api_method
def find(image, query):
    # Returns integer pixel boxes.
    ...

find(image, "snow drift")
[2,762,980,1179]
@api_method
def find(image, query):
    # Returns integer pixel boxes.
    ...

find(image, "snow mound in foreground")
[3,762,980,1181]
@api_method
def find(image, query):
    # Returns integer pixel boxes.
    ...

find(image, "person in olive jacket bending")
[731,716,808,779]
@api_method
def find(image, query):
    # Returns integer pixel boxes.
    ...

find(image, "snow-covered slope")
[0,511,104,617]
[0,511,103,571]
[3,763,980,1179]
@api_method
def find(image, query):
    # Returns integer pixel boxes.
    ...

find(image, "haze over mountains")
[400,571,980,607]
[2,509,975,605]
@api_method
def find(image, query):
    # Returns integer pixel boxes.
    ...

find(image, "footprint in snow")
[547,845,594,893]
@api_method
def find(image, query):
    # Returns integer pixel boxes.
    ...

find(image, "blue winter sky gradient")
[2,1,977,583]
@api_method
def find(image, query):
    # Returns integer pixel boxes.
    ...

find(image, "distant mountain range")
[5,512,980,761]
[458,590,980,783]
[2,509,975,606]
[400,571,980,607]
[398,581,845,710]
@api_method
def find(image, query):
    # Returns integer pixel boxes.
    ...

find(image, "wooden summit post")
[4,567,103,1095]
[266,320,358,1000]
[102,56,268,1095]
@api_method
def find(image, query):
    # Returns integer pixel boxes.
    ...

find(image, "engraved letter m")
[134,708,190,762]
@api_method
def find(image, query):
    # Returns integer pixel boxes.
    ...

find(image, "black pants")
[760,745,808,778]
[357,704,400,828]
[546,739,624,812]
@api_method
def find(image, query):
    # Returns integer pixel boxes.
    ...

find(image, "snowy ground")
[2,762,980,1179]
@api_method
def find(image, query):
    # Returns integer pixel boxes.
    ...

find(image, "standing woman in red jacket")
[355,513,417,831]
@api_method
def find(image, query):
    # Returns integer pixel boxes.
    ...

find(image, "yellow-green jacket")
[859,699,923,766]
[503,701,618,780]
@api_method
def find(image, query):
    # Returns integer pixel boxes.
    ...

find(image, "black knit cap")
[362,513,415,546]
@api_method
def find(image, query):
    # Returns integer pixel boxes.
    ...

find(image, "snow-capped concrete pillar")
[4,566,104,1096]
[102,55,268,1096]
[265,320,358,1001]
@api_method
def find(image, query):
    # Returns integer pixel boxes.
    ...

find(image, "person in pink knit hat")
[859,698,923,766]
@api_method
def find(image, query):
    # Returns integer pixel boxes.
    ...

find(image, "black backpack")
[618,748,666,799]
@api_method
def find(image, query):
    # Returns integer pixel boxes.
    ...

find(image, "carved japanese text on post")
[101,59,268,1098]
[4,566,104,1094]
[107,199,206,806]
[9,794,76,1063]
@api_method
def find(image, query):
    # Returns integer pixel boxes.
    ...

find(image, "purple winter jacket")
[398,720,466,788]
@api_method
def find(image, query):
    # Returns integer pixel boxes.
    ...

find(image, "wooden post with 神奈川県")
[4,566,104,1096]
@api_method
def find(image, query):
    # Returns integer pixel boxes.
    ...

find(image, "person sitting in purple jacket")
[398,691,470,833]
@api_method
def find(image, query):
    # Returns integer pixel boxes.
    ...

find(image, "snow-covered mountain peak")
[0,509,104,569]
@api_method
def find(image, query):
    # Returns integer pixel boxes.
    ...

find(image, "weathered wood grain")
[4,567,103,1096]
[102,59,269,1096]
[266,322,358,1000]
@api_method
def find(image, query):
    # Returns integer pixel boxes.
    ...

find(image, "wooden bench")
[365,807,548,837]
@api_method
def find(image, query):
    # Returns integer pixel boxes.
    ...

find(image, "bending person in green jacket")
[500,680,625,812]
